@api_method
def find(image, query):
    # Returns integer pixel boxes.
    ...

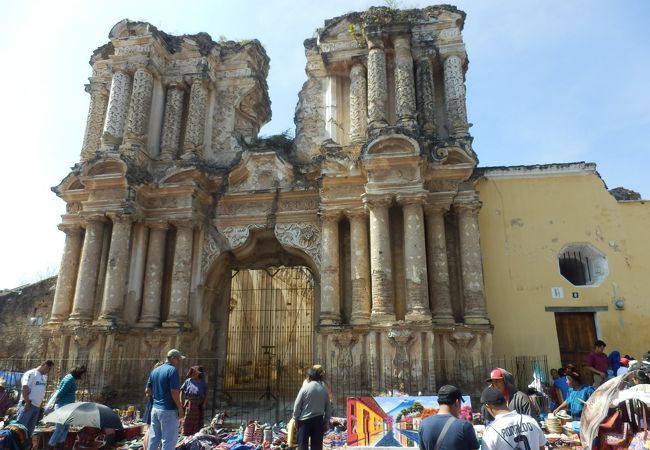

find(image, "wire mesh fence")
[0,354,548,427]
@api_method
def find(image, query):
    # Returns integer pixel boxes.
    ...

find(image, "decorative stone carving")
[102,70,131,146]
[333,332,359,369]
[274,223,321,268]
[394,34,416,129]
[201,230,224,276]
[160,83,185,160]
[416,58,436,134]
[388,329,415,380]
[221,224,265,250]
[349,64,367,143]
[183,78,209,157]
[367,38,388,131]
[81,81,109,160]
[442,53,468,136]
[125,67,154,145]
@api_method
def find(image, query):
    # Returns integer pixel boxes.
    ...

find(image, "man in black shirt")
[418,385,479,450]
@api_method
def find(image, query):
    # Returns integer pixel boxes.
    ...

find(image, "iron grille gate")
[221,266,314,425]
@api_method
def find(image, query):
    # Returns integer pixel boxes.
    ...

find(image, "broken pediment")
[365,134,420,157]
[228,151,294,193]
[84,160,127,177]
[109,20,154,40]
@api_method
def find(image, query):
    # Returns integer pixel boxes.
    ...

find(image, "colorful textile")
[182,399,204,436]
[567,385,595,419]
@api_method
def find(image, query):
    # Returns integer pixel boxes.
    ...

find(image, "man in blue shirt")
[418,385,479,450]
[147,349,185,450]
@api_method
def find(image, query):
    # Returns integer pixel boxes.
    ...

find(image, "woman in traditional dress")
[553,367,595,420]
[180,366,207,436]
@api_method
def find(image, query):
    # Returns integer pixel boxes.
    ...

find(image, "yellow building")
[477,162,650,373]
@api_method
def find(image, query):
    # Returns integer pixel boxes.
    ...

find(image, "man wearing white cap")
[147,349,185,450]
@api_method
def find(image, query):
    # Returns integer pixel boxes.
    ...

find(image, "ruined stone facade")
[45,6,492,395]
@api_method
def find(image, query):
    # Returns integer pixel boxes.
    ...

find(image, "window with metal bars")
[559,250,592,285]
[558,243,608,287]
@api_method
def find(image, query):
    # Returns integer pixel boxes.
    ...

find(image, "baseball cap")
[437,385,463,404]
[485,368,505,382]
[480,386,506,404]
[620,357,630,366]
[167,349,186,359]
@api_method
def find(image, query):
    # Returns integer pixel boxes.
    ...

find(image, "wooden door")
[554,312,597,379]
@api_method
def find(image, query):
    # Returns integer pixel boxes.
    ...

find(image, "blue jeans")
[48,423,70,446]
[148,408,179,450]
[16,402,41,437]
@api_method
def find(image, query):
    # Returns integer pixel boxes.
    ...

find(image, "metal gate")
[222,266,314,424]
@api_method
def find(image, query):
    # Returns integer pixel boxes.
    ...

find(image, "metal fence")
[0,354,548,427]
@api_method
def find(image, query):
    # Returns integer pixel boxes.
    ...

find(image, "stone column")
[349,63,367,143]
[68,216,106,323]
[137,222,168,327]
[366,36,388,131]
[183,77,209,158]
[81,80,109,161]
[124,66,154,148]
[164,221,194,328]
[424,200,454,323]
[49,224,83,325]
[416,57,436,134]
[441,51,469,136]
[101,69,132,148]
[96,214,133,325]
[455,201,490,324]
[364,195,395,322]
[347,209,371,325]
[397,194,431,322]
[320,211,341,325]
[160,82,185,160]
[394,34,417,129]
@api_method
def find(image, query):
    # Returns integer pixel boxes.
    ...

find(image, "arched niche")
[201,229,320,393]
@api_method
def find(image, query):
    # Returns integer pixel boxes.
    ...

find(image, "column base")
[370,311,396,323]
[65,314,93,327]
[320,318,342,327]
[350,314,371,326]
[134,320,160,329]
[162,319,192,330]
[464,315,491,325]
[93,316,124,330]
[405,311,432,324]
[432,314,456,324]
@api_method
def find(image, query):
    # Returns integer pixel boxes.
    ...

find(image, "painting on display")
[346,395,472,447]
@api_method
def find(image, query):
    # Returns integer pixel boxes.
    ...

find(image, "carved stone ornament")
[201,231,224,275]
[274,223,321,268]
[221,224,265,250]
[388,328,415,379]
[74,328,98,349]
[449,330,475,348]
[333,332,359,369]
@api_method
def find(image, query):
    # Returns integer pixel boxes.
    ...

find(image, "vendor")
[553,367,595,420]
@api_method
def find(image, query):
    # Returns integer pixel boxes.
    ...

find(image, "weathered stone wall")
[0,277,55,362]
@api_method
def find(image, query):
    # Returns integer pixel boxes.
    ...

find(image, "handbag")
[43,390,58,415]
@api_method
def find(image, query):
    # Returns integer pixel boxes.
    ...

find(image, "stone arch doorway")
[203,229,319,424]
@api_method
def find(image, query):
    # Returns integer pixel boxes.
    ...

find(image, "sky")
[0,0,648,289]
